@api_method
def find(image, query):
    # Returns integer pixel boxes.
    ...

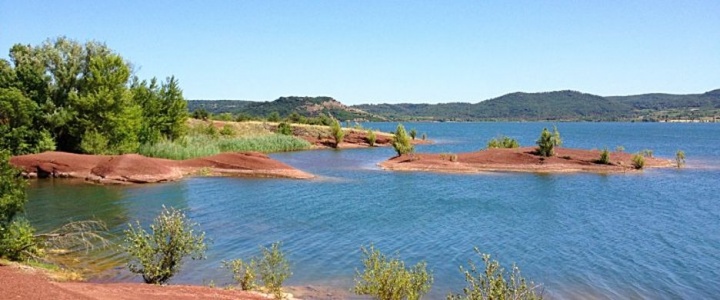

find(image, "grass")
[139,134,312,160]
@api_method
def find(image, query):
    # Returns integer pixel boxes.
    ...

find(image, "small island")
[380,126,676,174]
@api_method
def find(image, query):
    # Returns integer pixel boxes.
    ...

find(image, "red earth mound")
[10,151,313,184]
[379,147,675,174]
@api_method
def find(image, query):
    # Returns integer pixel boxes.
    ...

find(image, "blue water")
[25,122,720,299]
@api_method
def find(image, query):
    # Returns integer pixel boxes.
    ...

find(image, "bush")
[268,112,281,122]
[0,150,40,261]
[440,153,458,162]
[354,245,433,300]
[421,133,427,141]
[367,130,377,147]
[392,124,414,156]
[676,150,686,168]
[535,127,561,157]
[277,122,293,136]
[487,136,519,149]
[223,258,257,291]
[258,242,292,299]
[80,130,110,154]
[123,206,207,284]
[410,129,417,140]
[598,147,610,164]
[632,153,645,169]
[220,124,235,136]
[330,118,344,148]
[447,248,542,300]
[641,149,654,158]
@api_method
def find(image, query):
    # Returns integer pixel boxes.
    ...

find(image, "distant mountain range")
[188,89,720,122]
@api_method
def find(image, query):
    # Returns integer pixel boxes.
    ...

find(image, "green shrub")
[421,133,427,141]
[220,124,235,136]
[367,130,377,147]
[223,258,257,291]
[675,150,686,168]
[205,122,219,138]
[632,153,645,169]
[410,129,417,140]
[80,130,110,154]
[535,128,554,157]
[641,149,654,158]
[268,112,281,122]
[330,118,344,148]
[615,145,625,153]
[392,124,414,156]
[487,136,519,149]
[0,218,39,261]
[598,147,610,164]
[354,245,433,300]
[257,242,292,299]
[277,122,293,136]
[123,206,207,284]
[447,248,542,300]
[440,153,458,162]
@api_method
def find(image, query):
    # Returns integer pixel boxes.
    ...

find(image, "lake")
[26,122,720,299]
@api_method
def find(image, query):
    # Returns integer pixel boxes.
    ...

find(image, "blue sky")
[2,1,719,104]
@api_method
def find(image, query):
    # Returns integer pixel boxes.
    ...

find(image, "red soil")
[10,151,313,184]
[379,147,674,174]
[0,264,266,300]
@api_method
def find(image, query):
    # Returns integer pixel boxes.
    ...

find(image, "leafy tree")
[0,150,40,261]
[354,244,433,300]
[223,258,257,291]
[268,111,281,122]
[536,128,557,157]
[392,124,414,156]
[330,118,344,148]
[409,128,417,140]
[447,248,542,300]
[277,122,293,136]
[192,108,210,120]
[123,206,207,284]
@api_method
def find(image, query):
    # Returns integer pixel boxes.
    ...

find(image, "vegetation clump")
[631,153,645,169]
[225,241,291,299]
[410,128,417,140]
[535,126,562,157]
[597,147,611,165]
[675,150,686,168]
[367,130,377,147]
[440,153,458,162]
[277,122,293,136]
[487,136,519,149]
[223,258,257,291]
[123,206,207,284]
[392,124,414,156]
[447,248,542,300]
[354,245,433,300]
[330,118,345,148]
[0,150,39,261]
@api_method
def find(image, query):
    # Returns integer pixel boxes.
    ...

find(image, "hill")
[188,96,384,121]
[354,89,720,121]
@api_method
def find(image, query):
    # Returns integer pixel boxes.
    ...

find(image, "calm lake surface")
[26,122,720,299]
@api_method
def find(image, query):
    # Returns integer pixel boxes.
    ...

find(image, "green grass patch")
[138,134,312,160]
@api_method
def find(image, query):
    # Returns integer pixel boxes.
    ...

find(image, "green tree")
[598,147,610,164]
[487,136,519,149]
[409,128,417,140]
[0,150,40,261]
[223,258,257,291]
[447,248,542,300]
[277,122,293,136]
[632,153,645,169]
[392,124,414,156]
[330,118,344,148]
[535,128,557,157]
[123,206,207,284]
[367,129,377,147]
[268,111,281,122]
[354,245,433,300]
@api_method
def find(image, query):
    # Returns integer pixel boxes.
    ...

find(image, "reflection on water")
[24,122,720,299]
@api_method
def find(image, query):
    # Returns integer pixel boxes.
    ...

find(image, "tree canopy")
[0,37,187,155]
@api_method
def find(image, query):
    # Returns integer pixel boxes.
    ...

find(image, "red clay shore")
[379,147,675,174]
[0,263,268,300]
[10,151,314,184]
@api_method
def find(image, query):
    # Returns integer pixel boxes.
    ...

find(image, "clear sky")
[2,1,719,104]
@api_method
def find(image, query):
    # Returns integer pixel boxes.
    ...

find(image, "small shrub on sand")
[641,149,654,158]
[410,128,417,140]
[535,126,561,157]
[220,124,235,136]
[223,258,257,291]
[367,130,377,147]
[632,153,645,169]
[258,242,292,299]
[277,122,293,136]
[440,153,458,162]
[675,150,686,168]
[447,247,543,300]
[354,245,433,300]
[123,206,207,284]
[598,147,610,165]
[487,136,519,149]
[330,118,344,148]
